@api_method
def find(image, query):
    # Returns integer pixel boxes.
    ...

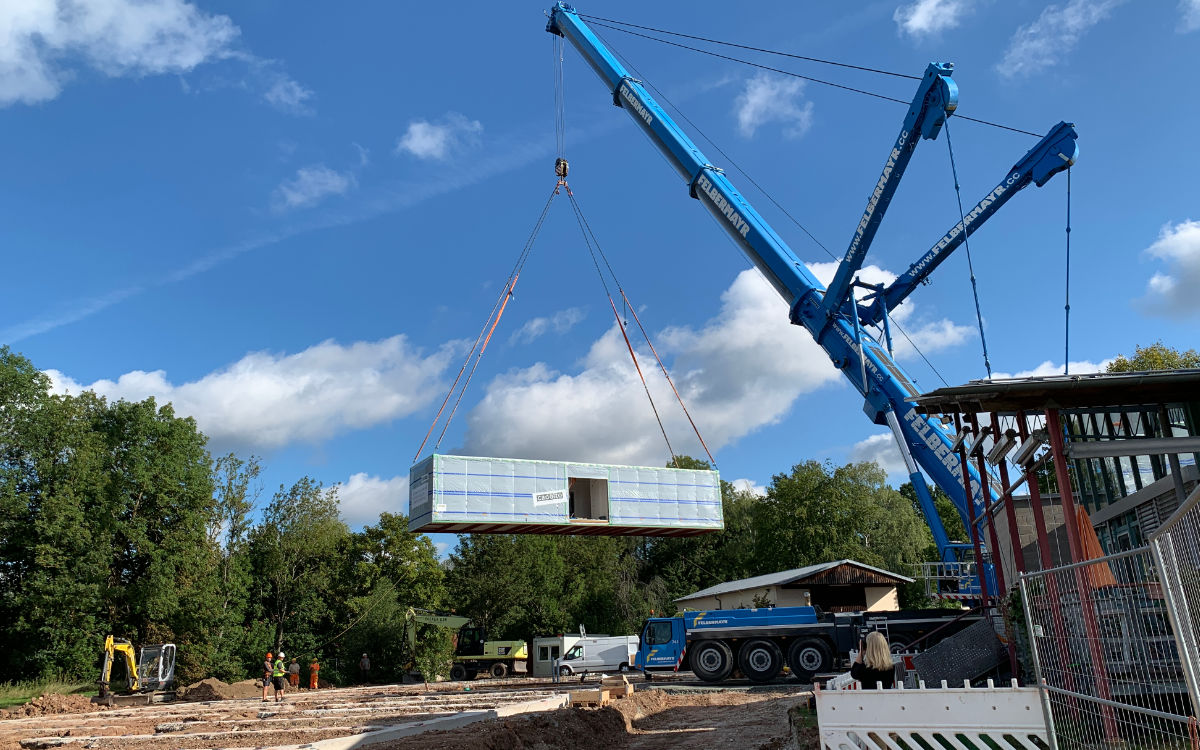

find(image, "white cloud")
[338,472,408,529]
[47,335,457,450]
[461,269,843,466]
[395,112,483,160]
[850,433,908,477]
[460,259,974,466]
[734,73,814,139]
[510,307,586,345]
[990,358,1112,379]
[893,0,970,38]
[1139,220,1200,318]
[0,0,240,106]
[353,142,370,166]
[730,478,767,496]
[997,0,1123,78]
[273,164,354,211]
[1182,0,1200,31]
[262,73,313,115]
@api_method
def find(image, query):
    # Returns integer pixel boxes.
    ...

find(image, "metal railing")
[921,560,981,601]
[1019,485,1200,749]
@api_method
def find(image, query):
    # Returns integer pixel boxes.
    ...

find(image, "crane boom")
[545,5,1077,584]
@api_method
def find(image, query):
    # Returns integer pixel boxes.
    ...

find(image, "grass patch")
[0,680,95,710]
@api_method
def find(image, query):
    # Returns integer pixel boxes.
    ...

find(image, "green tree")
[1106,341,1200,372]
[335,513,446,684]
[203,454,261,681]
[250,478,348,655]
[752,461,931,577]
[0,348,221,682]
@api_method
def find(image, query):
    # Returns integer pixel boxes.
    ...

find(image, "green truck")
[405,609,528,680]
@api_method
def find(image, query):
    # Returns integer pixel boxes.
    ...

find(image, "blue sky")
[4,0,1199,553]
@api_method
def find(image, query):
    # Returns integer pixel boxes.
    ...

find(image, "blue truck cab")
[636,607,823,681]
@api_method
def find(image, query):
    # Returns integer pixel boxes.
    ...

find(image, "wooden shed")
[674,560,914,613]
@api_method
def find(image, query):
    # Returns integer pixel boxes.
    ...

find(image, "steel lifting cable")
[1064,167,1072,375]
[412,186,559,462]
[564,191,678,467]
[584,18,1043,138]
[600,32,837,262]
[553,33,566,159]
[579,12,920,80]
[566,190,717,468]
[944,119,993,379]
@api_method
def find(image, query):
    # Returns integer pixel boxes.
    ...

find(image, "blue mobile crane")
[545,5,1078,594]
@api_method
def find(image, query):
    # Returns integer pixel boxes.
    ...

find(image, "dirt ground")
[374,688,817,750]
[0,679,815,750]
[0,680,572,750]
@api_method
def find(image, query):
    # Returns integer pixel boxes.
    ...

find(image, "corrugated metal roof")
[913,369,1200,414]
[674,559,914,603]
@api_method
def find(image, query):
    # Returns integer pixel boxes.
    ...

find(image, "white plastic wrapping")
[408,454,722,536]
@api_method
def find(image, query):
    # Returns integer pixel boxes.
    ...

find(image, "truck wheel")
[558,665,573,677]
[788,638,832,682]
[738,639,783,683]
[618,663,629,673]
[449,663,467,681]
[690,641,733,683]
[490,662,508,679]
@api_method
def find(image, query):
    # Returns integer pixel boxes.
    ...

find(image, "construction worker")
[261,652,274,702]
[359,653,371,684]
[288,658,300,688]
[272,651,288,702]
[309,659,320,690]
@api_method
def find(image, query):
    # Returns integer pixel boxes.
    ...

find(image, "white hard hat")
[278,652,285,658]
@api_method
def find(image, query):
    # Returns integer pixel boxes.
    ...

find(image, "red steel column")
[1045,407,1119,742]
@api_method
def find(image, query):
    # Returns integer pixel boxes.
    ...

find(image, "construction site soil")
[0,678,815,750]
[378,689,816,749]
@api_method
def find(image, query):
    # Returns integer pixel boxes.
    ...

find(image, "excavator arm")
[98,635,140,697]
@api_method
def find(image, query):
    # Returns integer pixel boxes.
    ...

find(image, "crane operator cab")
[455,626,486,657]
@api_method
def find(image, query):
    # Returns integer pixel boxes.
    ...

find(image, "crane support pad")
[910,618,1007,685]
[408,454,723,536]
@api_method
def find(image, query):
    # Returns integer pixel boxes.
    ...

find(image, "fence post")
[1019,576,1060,750]
[1150,534,1200,715]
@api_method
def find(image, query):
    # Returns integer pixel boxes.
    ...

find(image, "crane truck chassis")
[635,606,980,683]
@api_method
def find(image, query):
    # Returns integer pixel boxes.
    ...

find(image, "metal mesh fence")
[1020,487,1200,749]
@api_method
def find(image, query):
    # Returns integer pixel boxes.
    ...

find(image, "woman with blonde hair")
[850,630,895,689]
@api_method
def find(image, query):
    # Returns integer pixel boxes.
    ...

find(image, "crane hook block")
[555,158,569,178]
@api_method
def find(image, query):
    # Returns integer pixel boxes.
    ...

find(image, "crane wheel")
[449,663,467,681]
[738,639,783,683]
[490,662,508,679]
[787,638,833,683]
[690,641,733,683]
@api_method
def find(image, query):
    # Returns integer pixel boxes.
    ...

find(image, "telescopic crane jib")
[546,3,1078,598]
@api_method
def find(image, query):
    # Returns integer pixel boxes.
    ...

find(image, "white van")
[556,635,639,676]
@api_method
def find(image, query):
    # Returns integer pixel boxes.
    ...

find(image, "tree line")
[1,345,954,686]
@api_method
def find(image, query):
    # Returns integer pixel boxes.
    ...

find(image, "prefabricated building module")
[408,454,723,537]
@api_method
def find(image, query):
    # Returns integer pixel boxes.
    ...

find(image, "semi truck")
[635,606,979,683]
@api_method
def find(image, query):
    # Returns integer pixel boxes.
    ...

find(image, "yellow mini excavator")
[93,635,177,706]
